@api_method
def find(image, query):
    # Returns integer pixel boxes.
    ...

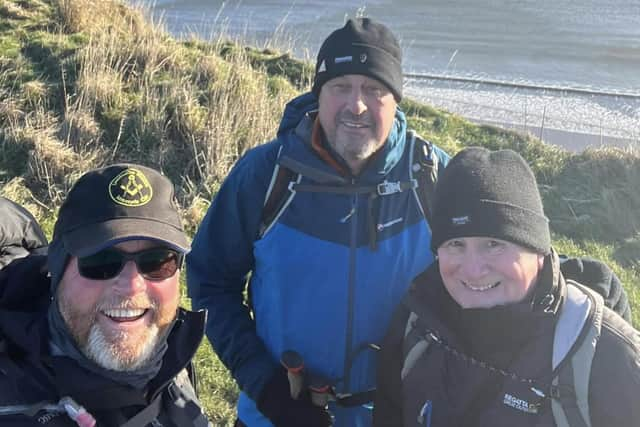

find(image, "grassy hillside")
[1,0,639,424]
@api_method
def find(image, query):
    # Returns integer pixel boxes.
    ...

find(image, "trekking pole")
[308,374,333,407]
[280,350,305,400]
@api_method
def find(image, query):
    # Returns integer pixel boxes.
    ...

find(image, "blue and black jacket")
[186,92,449,426]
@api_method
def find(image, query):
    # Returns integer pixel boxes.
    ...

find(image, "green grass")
[1,0,639,425]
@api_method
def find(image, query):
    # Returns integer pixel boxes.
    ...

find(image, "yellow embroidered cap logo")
[108,168,153,207]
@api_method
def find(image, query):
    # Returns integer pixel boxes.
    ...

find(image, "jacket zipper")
[343,187,358,391]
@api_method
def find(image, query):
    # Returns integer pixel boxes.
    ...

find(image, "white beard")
[83,322,161,371]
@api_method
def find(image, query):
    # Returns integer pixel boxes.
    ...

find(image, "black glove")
[257,368,333,427]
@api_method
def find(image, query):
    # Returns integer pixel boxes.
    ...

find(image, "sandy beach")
[405,77,640,152]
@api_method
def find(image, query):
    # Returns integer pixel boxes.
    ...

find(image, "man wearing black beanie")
[374,147,640,427]
[187,17,450,427]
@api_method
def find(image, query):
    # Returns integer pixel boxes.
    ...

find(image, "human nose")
[345,88,367,115]
[461,250,489,278]
[112,261,146,296]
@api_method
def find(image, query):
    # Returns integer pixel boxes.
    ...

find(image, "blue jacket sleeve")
[186,141,281,401]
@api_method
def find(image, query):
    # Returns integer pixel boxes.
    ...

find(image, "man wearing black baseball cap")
[0,164,210,426]
[188,18,450,427]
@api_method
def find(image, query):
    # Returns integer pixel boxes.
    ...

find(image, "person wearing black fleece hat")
[312,18,403,102]
[313,17,406,176]
[430,147,551,255]
[187,17,451,427]
[430,147,550,309]
[373,147,640,427]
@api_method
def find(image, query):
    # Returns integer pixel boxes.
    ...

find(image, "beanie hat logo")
[452,216,470,226]
[335,55,353,64]
[360,53,367,63]
[318,60,326,73]
[108,168,153,207]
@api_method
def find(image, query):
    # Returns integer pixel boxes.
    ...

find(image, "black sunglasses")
[77,247,184,281]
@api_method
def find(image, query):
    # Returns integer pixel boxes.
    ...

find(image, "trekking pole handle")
[280,350,305,400]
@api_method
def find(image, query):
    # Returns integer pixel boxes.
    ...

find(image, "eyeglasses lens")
[77,248,181,281]
[78,249,124,280]
[137,249,180,280]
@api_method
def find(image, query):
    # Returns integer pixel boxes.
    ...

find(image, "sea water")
[146,0,640,148]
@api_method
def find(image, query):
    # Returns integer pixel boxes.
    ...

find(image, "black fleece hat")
[312,18,403,101]
[48,164,189,288]
[431,147,551,254]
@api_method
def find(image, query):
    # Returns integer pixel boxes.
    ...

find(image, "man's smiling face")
[318,74,397,174]
[57,239,180,371]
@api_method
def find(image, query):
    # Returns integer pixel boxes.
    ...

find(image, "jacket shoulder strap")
[551,282,604,427]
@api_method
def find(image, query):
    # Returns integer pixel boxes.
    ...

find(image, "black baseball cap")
[52,164,189,257]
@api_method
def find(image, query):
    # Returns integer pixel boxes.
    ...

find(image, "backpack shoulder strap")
[259,134,436,246]
[400,294,435,381]
[119,394,163,427]
[164,369,211,427]
[401,311,433,381]
[409,132,439,224]
[258,147,300,239]
[551,282,604,427]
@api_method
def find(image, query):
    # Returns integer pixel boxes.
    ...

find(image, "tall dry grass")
[2,0,298,230]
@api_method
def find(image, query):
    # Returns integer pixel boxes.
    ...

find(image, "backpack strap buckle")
[377,180,403,196]
[377,181,401,196]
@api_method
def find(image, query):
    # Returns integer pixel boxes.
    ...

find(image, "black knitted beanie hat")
[431,147,551,254]
[312,18,403,101]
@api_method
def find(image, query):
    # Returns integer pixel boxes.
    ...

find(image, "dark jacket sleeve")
[559,255,631,322]
[185,142,280,401]
[373,301,410,427]
[0,198,48,269]
[589,309,640,427]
